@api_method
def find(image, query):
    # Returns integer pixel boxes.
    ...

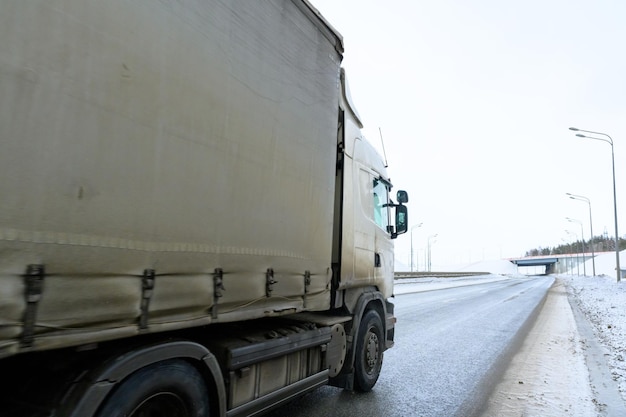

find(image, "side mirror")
[397,190,409,204]
[392,205,408,239]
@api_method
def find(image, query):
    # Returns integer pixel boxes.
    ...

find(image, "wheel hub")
[365,331,380,371]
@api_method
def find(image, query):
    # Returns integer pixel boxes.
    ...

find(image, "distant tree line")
[525,235,626,257]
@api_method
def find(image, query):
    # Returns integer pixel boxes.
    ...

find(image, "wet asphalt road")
[265,276,554,417]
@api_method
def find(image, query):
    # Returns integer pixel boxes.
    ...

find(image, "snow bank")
[561,273,626,403]
[453,259,519,275]
[566,250,626,279]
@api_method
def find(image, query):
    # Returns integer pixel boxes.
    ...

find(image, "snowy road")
[265,276,553,417]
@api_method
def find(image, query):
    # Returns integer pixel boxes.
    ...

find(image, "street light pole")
[567,217,586,276]
[567,193,596,276]
[427,234,438,272]
[563,239,573,276]
[410,223,423,272]
[570,127,621,282]
[566,230,580,275]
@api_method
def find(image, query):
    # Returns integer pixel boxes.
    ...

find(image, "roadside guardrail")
[394,271,490,279]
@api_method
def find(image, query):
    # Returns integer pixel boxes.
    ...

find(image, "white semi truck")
[0,1,409,416]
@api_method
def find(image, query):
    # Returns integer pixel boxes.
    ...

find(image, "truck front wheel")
[96,359,210,417]
[354,309,384,392]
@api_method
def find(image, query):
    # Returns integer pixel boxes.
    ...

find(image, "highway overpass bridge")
[510,253,593,275]
[511,256,559,274]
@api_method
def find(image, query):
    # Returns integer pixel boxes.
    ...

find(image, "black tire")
[96,359,210,417]
[353,309,384,392]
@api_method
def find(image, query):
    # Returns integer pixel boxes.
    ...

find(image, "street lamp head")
[567,217,582,226]
[411,223,423,231]
[567,193,590,203]
[569,127,579,131]
[576,133,586,138]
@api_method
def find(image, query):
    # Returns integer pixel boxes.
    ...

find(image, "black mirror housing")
[392,205,408,239]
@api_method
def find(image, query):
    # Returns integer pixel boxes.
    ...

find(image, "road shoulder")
[480,279,597,416]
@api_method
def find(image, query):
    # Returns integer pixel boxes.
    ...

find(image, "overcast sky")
[312,0,626,269]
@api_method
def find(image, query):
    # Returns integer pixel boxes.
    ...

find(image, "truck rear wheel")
[354,309,384,392]
[95,359,210,417]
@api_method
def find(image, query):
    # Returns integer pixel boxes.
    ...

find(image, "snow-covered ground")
[396,252,626,415]
[472,253,626,413]
[560,274,626,415]
[561,275,626,404]
[529,251,626,407]
[482,280,598,416]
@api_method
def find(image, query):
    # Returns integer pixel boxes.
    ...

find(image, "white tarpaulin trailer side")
[0,0,343,357]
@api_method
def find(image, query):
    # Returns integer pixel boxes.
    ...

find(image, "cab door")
[371,176,394,298]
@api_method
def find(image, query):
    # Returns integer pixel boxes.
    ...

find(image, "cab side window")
[373,178,390,232]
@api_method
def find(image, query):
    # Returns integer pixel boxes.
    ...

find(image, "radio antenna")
[379,127,389,168]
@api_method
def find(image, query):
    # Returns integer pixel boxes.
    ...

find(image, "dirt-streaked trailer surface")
[0,1,408,415]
